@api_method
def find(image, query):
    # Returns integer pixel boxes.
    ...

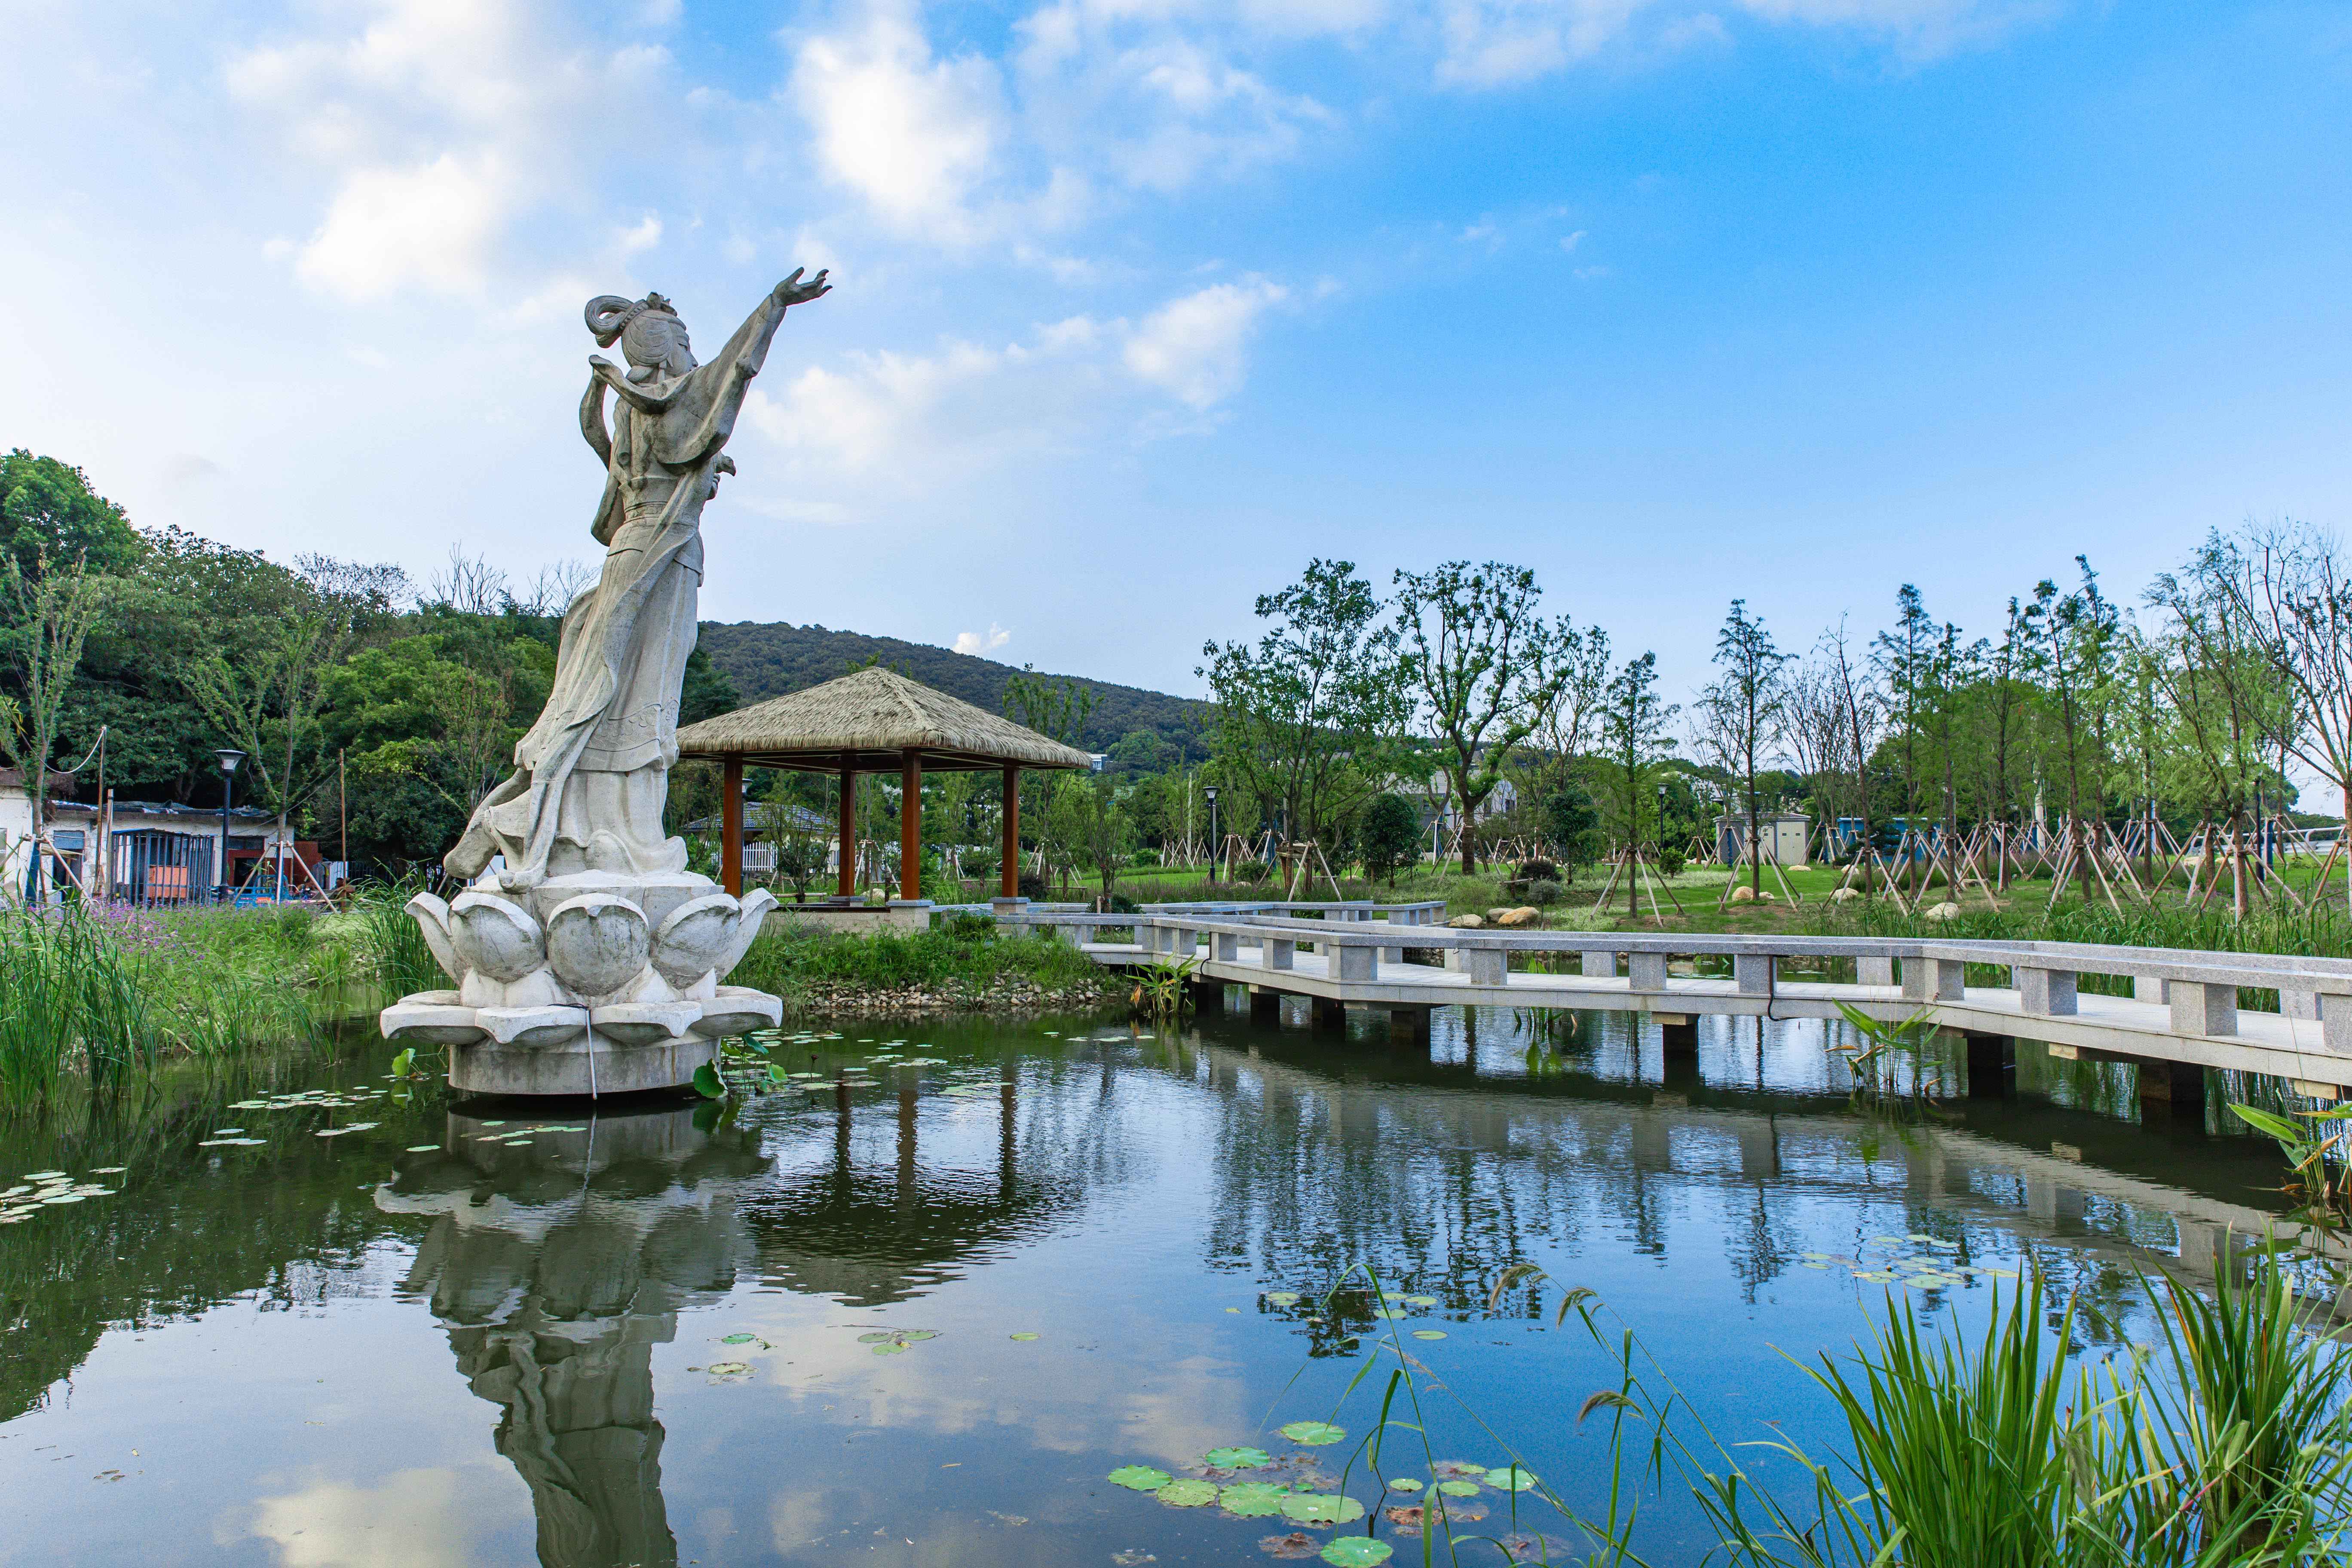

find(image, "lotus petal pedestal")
[380,873,781,1097]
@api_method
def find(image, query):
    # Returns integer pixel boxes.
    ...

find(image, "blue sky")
[5,0,2349,716]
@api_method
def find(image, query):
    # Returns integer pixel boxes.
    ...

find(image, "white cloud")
[294,153,511,301]
[1435,0,1649,87]
[954,623,1013,654]
[618,214,663,254]
[242,1469,475,1568]
[1731,0,2056,56]
[1123,277,1288,410]
[792,3,1008,239]
[1559,228,1588,252]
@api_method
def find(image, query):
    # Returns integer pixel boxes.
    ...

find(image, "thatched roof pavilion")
[674,666,1093,901]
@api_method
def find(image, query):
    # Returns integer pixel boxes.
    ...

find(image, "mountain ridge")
[695,620,1210,758]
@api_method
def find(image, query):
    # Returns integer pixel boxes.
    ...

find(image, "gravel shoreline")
[781,976,1127,1018]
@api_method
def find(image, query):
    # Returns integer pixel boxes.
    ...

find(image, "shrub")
[1514,857,1559,882]
[1655,845,1685,878]
[1528,879,1562,906]
[1017,870,1048,900]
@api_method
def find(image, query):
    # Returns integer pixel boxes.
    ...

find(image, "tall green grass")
[0,910,161,1103]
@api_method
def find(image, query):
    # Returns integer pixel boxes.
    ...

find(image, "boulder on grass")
[1925,900,1963,922]
[1831,888,1862,903]
[1447,914,1485,929]
[1494,906,1542,928]
[1728,885,1756,903]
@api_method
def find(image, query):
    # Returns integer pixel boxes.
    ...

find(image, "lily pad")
[1387,1477,1422,1491]
[1267,1292,1302,1306]
[706,1361,751,1375]
[1484,1464,1538,1491]
[857,1332,896,1343]
[1157,1479,1220,1507]
[1220,1482,1291,1517]
[1435,1480,1481,1497]
[1278,1494,1365,1526]
[871,1342,910,1356]
[900,1330,938,1341]
[692,1063,726,1099]
[1410,1330,1447,1340]
[1320,1540,1392,1567]
[721,1333,757,1344]
[1280,1420,1346,1446]
[406,1145,441,1153]
[1010,1332,1041,1341]
[1109,1465,1173,1491]
[1206,1446,1272,1469]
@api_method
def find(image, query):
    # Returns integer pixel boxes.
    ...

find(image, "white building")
[0,772,300,903]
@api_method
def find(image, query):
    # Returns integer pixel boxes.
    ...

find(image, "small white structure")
[1714,811,1810,870]
[0,772,297,903]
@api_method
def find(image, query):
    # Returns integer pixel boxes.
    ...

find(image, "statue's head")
[584,294,696,382]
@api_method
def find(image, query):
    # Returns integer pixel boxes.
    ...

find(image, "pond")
[0,1002,2301,1566]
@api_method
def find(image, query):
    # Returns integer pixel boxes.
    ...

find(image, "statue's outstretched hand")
[774,268,831,306]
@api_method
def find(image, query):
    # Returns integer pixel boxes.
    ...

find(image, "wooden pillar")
[721,755,744,898]
[836,753,857,897]
[900,748,923,901]
[1000,763,1021,898]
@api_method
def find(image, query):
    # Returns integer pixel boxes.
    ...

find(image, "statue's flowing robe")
[447,291,792,885]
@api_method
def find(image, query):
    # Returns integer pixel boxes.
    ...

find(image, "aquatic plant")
[1130,953,1200,1020]
[0,907,160,1104]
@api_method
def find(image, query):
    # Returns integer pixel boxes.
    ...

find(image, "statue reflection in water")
[377,1103,769,1568]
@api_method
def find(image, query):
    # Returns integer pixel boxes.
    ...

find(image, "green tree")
[0,452,142,579]
[1200,559,1405,858]
[1696,599,1791,898]
[0,554,108,902]
[183,556,406,894]
[1359,792,1420,885]
[1598,652,1678,918]
[1391,560,1571,875]
[1543,784,1600,876]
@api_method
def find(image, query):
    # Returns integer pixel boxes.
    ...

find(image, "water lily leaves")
[1109,1466,1173,1491]
[23,1171,63,1180]
[1219,1482,1291,1517]
[1279,1421,1346,1446]
[900,1330,938,1341]
[406,1145,440,1153]
[1387,1477,1422,1492]
[872,1342,909,1356]
[706,1361,751,1375]
[1010,1332,1041,1341]
[1404,1295,1438,1308]
[692,1063,727,1099]
[1157,1479,1220,1507]
[1266,1292,1302,1306]
[388,1047,415,1078]
[1410,1330,1446,1340]
[1278,1494,1364,1526]
[1484,1464,1537,1491]
[857,1332,895,1343]
[721,1333,757,1344]
[1206,1446,1271,1470]
[1319,1540,1392,1567]
[1435,1480,1481,1497]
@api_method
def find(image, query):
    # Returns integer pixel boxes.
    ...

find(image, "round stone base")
[449,1034,721,1097]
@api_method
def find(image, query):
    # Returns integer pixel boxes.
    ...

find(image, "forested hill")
[695,621,1210,759]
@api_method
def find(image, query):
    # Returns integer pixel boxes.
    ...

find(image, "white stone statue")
[380,272,829,1096]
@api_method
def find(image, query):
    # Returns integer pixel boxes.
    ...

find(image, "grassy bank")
[729,919,1124,1016]
[0,894,420,1109]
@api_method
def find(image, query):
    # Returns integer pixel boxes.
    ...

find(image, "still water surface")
[0,1004,2297,1566]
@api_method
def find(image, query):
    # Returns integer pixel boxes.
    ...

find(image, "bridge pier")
[1311,996,1348,1033]
[1248,986,1283,1026]
[1962,1031,2014,1099]
[2136,1057,2207,1106]
[1658,1013,1697,1059]
[1388,1005,1433,1045]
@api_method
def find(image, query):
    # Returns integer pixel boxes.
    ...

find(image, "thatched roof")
[674,666,1094,773]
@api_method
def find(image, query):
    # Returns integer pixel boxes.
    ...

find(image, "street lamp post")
[215,749,245,903]
[1655,783,1668,857]
[1204,785,1219,882]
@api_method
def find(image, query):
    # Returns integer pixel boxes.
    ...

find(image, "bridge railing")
[1110,912,2352,1053]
